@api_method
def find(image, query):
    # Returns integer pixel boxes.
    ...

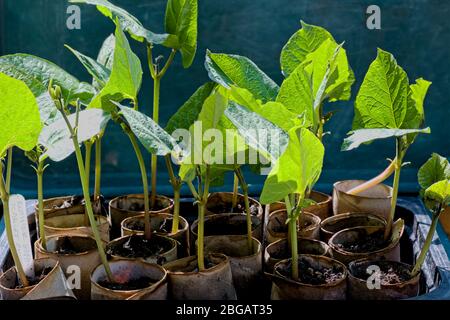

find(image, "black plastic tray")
[1,197,449,300]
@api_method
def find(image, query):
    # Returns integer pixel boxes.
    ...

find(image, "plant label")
[9,194,35,278]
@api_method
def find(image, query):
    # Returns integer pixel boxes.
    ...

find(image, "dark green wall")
[1,0,449,198]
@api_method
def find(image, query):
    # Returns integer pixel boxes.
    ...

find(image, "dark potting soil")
[278,260,344,285]
[52,236,84,254]
[353,264,413,285]
[126,217,178,234]
[127,200,167,212]
[203,220,258,236]
[209,202,259,216]
[272,218,313,233]
[51,195,107,215]
[107,235,173,260]
[337,230,388,253]
[97,277,155,291]
[14,267,53,289]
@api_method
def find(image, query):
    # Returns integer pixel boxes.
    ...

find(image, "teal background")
[0,0,449,198]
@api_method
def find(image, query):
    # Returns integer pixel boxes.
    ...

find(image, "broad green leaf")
[71,0,179,47]
[303,40,354,104]
[205,50,279,103]
[405,78,432,129]
[230,86,301,132]
[403,78,432,145]
[424,180,450,206]
[179,163,196,182]
[276,64,314,123]
[165,82,216,134]
[180,89,246,169]
[280,21,334,77]
[119,105,181,157]
[0,54,95,106]
[341,127,430,151]
[277,40,354,129]
[39,109,111,162]
[97,34,116,69]
[418,153,450,191]
[65,45,111,89]
[89,22,142,111]
[260,127,324,204]
[224,101,289,162]
[0,73,42,157]
[165,0,198,68]
[353,49,410,130]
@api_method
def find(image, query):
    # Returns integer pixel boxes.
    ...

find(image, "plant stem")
[36,159,46,250]
[235,168,253,253]
[347,160,396,195]
[83,141,92,226]
[0,159,29,287]
[59,108,113,281]
[284,195,293,250]
[232,173,239,212]
[94,136,102,200]
[288,203,299,281]
[384,138,404,240]
[411,207,443,276]
[150,74,160,209]
[197,166,210,271]
[84,141,92,188]
[6,148,12,193]
[165,155,181,234]
[125,127,151,240]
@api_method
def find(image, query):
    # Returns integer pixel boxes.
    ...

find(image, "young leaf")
[118,105,181,157]
[353,49,410,130]
[224,101,289,162]
[65,45,111,89]
[0,73,42,157]
[89,21,142,111]
[205,50,279,103]
[165,0,198,68]
[165,82,216,134]
[277,40,354,128]
[0,53,95,105]
[406,78,432,129]
[280,21,334,77]
[97,34,116,69]
[70,0,179,48]
[39,109,111,162]
[230,86,301,132]
[424,180,450,206]
[418,153,450,191]
[260,127,325,204]
[341,127,430,151]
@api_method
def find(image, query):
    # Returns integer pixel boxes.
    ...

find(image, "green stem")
[125,128,151,240]
[84,141,92,188]
[59,107,113,281]
[0,160,29,287]
[411,207,443,276]
[235,168,253,253]
[165,155,181,234]
[6,148,12,194]
[288,202,299,281]
[83,141,92,226]
[37,159,46,250]
[197,166,210,271]
[150,76,160,209]
[232,173,239,211]
[94,136,102,200]
[284,195,293,250]
[384,138,404,240]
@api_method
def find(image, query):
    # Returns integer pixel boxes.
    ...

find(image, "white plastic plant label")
[9,194,35,278]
